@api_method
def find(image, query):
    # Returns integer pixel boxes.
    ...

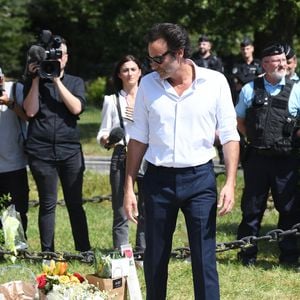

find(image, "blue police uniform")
[235,76,300,265]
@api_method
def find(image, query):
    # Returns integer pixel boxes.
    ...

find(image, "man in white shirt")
[123,23,240,300]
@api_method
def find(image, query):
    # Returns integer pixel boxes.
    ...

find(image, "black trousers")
[237,150,300,262]
[29,151,91,252]
[110,145,146,250]
[0,168,29,234]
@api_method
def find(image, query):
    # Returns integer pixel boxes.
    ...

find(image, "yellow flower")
[42,260,56,275]
[54,261,68,275]
[58,275,70,284]
[69,275,80,284]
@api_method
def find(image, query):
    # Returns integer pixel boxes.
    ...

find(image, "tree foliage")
[0,0,31,77]
[1,0,300,79]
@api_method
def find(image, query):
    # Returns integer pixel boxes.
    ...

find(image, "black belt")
[147,160,212,174]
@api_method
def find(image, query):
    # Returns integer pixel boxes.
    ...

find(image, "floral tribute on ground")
[36,259,109,299]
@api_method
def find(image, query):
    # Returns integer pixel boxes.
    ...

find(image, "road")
[84,156,111,174]
[84,156,228,176]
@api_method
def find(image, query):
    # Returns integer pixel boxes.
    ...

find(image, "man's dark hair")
[113,54,142,92]
[145,23,191,58]
[283,43,295,60]
[240,37,253,47]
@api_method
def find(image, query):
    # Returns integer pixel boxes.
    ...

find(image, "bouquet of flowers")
[36,259,109,300]
[94,248,129,279]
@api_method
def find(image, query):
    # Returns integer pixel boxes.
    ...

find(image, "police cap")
[261,43,285,58]
[198,34,210,43]
[283,43,295,60]
[240,37,253,47]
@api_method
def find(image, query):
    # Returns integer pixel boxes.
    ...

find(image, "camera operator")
[23,35,91,252]
[0,67,29,235]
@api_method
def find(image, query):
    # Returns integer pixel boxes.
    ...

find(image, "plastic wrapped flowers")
[36,259,109,300]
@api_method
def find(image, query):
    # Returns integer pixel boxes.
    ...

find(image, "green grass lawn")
[78,105,109,157]
[1,172,300,299]
[0,106,299,299]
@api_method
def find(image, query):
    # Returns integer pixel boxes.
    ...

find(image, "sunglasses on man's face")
[147,50,172,64]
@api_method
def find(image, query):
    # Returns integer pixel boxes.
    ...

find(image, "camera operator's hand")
[52,76,61,83]
[28,62,40,78]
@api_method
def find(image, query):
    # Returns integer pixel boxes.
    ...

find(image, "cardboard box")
[86,274,127,300]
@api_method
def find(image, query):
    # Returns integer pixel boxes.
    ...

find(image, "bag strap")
[115,93,127,147]
[12,82,27,143]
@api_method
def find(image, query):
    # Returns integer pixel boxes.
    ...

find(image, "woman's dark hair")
[144,23,191,58]
[113,55,142,92]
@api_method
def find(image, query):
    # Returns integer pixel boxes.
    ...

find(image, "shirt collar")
[120,89,127,97]
[263,75,286,88]
[152,59,203,85]
[290,73,299,81]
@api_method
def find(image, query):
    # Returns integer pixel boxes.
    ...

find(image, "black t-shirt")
[231,58,262,85]
[191,51,224,73]
[24,74,86,160]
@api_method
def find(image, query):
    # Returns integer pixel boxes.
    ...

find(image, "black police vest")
[245,77,295,155]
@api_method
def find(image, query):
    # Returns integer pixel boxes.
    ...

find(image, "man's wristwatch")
[7,100,15,109]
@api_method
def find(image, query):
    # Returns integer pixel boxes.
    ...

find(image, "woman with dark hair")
[97,55,145,251]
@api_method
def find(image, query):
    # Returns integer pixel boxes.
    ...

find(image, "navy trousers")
[142,161,219,300]
[29,151,91,252]
[237,150,300,262]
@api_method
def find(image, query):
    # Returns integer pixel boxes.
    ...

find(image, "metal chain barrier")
[215,223,300,253]
[22,165,295,262]
[1,223,299,263]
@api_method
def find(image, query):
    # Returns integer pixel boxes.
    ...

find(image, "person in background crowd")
[191,34,225,164]
[231,37,263,105]
[230,38,263,165]
[23,35,91,252]
[0,67,29,235]
[124,23,240,300]
[235,43,300,267]
[283,44,299,82]
[97,55,146,251]
[191,34,224,73]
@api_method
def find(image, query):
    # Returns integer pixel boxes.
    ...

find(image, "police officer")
[231,38,263,105]
[191,34,224,73]
[283,44,299,82]
[235,43,300,266]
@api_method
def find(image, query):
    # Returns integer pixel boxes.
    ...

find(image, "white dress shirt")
[129,60,240,167]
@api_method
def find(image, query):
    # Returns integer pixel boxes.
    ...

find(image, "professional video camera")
[27,30,63,79]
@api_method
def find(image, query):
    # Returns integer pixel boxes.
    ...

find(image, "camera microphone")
[28,45,46,63]
[104,127,125,149]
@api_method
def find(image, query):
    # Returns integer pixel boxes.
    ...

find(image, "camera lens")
[39,60,61,78]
